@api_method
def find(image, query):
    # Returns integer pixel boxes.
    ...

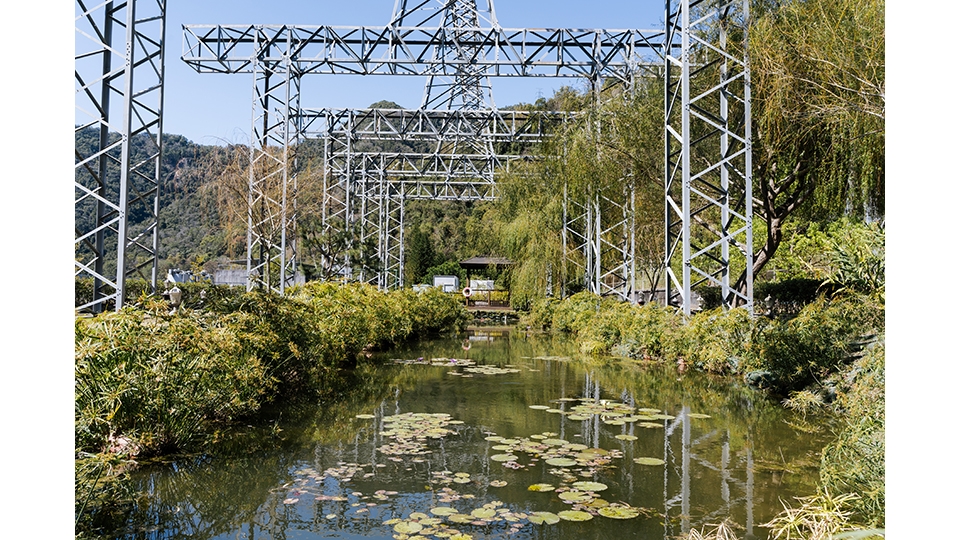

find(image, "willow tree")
[744,0,884,290]
[487,81,666,306]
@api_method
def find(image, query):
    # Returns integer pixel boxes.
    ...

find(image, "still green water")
[117,327,831,540]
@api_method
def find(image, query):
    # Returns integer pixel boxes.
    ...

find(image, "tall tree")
[739,0,884,294]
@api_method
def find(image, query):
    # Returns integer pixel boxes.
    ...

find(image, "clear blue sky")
[165,0,666,145]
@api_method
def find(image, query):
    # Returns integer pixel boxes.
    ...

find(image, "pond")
[113,326,832,540]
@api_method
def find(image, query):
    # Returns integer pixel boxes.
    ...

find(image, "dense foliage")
[76,284,467,456]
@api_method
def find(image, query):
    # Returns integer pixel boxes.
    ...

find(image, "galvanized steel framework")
[74,0,752,313]
[75,0,167,312]
[664,0,753,314]
[180,0,671,298]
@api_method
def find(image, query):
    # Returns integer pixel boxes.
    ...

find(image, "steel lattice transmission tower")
[181,0,751,313]
[75,0,167,312]
[665,0,753,314]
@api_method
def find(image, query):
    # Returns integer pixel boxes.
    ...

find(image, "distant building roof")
[459,256,514,269]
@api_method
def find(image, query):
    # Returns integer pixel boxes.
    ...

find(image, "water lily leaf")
[453,477,472,484]
[394,521,423,534]
[354,414,375,419]
[528,511,560,524]
[430,506,458,516]
[558,510,593,521]
[638,422,663,429]
[598,505,641,519]
[545,408,564,414]
[567,414,591,421]
[572,481,608,491]
[529,405,550,410]
[527,483,556,492]
[491,444,514,451]
[633,457,666,466]
[485,435,504,441]
[545,457,577,467]
[471,508,496,519]
[558,490,593,502]
[565,443,589,451]
[615,434,639,441]
[542,438,568,446]
[688,413,712,419]
[409,512,429,520]
[491,454,518,462]
[603,419,625,425]
[489,480,507,487]
[448,514,473,524]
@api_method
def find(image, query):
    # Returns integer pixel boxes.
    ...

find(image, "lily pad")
[598,505,641,519]
[354,414,375,419]
[394,521,423,534]
[529,405,550,410]
[572,481,608,492]
[688,413,712,419]
[528,511,561,525]
[430,506,458,516]
[558,490,593,503]
[448,514,473,524]
[542,438,568,446]
[528,483,556,492]
[633,457,666,466]
[558,510,594,522]
[471,508,496,519]
[489,480,507,487]
[491,454,518,462]
[615,434,639,441]
[545,457,577,467]
[567,414,591,421]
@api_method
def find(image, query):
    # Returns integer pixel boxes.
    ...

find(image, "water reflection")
[113,328,830,540]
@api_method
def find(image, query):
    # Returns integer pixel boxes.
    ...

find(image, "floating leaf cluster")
[377,412,463,456]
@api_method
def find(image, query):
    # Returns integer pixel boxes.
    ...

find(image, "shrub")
[749,294,884,391]
[75,303,274,454]
[820,340,885,527]
[668,307,758,373]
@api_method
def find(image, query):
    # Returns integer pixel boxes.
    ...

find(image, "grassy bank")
[523,291,885,534]
[75,282,468,534]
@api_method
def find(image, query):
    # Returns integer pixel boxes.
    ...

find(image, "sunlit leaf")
[615,434,638,441]
[633,457,665,466]
[430,506,458,516]
[354,414,375,419]
[558,490,593,502]
[572,481,608,492]
[598,505,641,519]
[393,521,423,534]
[528,511,561,524]
[527,483,556,492]
[471,508,496,519]
[558,510,593,521]
[545,457,577,467]
[491,454,518,462]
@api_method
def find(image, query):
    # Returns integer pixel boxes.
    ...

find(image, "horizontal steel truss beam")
[299,107,571,141]
[182,24,668,81]
[563,184,636,301]
[75,0,166,312]
[664,0,752,315]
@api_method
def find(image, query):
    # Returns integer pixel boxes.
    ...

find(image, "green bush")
[76,282,467,456]
[668,307,758,374]
[75,302,274,454]
[749,294,883,391]
[820,339,885,527]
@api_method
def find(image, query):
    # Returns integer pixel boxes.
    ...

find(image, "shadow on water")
[107,327,833,540]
